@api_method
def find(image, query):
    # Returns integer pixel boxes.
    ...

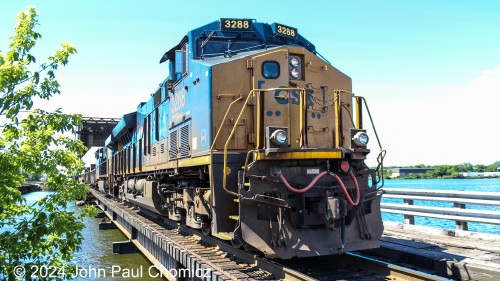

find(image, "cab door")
[251,49,293,149]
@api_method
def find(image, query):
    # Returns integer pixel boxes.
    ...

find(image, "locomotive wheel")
[231,225,244,249]
[230,238,243,248]
[201,220,211,236]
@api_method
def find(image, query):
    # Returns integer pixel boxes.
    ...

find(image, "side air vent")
[152,146,157,157]
[154,88,161,106]
[160,143,165,154]
[169,130,177,160]
[120,130,132,144]
[179,124,190,158]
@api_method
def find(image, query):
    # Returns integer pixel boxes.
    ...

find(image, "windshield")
[196,38,269,58]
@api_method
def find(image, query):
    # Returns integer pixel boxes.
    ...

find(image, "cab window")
[262,61,280,79]
[174,42,189,82]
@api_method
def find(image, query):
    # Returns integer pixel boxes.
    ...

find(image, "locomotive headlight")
[352,132,369,147]
[290,68,301,79]
[270,129,288,146]
[289,55,302,80]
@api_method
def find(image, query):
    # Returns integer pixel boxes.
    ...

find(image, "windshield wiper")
[201,31,216,49]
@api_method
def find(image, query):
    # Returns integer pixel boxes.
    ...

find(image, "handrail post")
[222,91,256,192]
[403,199,415,225]
[333,90,341,148]
[256,90,261,149]
[355,96,363,129]
[209,95,244,196]
[299,89,305,148]
[454,203,468,231]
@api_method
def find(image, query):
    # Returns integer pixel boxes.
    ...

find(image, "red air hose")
[279,171,328,194]
[333,172,360,206]
[279,171,360,206]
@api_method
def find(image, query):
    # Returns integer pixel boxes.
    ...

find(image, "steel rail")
[346,253,450,281]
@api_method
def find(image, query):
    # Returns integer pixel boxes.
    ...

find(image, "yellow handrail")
[299,88,306,148]
[209,96,244,197]
[222,87,306,192]
[210,96,244,152]
[333,90,341,148]
[355,96,363,129]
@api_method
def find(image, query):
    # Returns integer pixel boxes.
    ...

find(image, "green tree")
[474,164,487,173]
[0,6,97,280]
[486,161,500,172]
[459,162,474,172]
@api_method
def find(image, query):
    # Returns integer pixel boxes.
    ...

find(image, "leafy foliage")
[0,6,98,280]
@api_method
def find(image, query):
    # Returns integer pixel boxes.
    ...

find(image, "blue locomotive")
[92,19,384,259]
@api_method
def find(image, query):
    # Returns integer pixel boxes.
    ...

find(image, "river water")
[20,192,162,280]
[382,178,500,234]
[73,214,162,280]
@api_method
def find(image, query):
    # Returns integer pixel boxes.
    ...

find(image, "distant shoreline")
[17,183,44,195]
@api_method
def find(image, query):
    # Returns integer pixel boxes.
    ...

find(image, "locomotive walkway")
[90,189,500,280]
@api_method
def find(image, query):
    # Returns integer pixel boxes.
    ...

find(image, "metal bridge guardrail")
[381,188,500,231]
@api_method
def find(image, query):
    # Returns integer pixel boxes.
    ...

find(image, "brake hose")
[279,171,328,194]
[279,171,360,206]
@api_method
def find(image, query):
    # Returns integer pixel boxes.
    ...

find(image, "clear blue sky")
[1,1,500,166]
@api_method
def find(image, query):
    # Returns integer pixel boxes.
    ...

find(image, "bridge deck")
[362,222,500,281]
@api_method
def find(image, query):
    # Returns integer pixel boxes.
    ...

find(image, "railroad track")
[91,190,448,281]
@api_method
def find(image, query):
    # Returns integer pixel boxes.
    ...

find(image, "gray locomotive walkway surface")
[361,222,500,281]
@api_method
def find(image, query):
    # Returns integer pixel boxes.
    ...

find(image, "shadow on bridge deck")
[360,222,500,281]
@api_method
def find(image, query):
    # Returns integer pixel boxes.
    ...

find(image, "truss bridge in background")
[76,117,120,153]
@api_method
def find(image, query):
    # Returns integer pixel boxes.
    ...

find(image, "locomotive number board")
[220,18,253,31]
[272,23,298,38]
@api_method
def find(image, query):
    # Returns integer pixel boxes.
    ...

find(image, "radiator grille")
[179,124,190,158]
[169,130,177,160]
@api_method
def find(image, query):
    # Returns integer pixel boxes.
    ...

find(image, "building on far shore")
[390,168,435,178]
[461,172,500,178]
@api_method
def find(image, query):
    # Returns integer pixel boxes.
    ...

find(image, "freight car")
[91,19,385,259]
